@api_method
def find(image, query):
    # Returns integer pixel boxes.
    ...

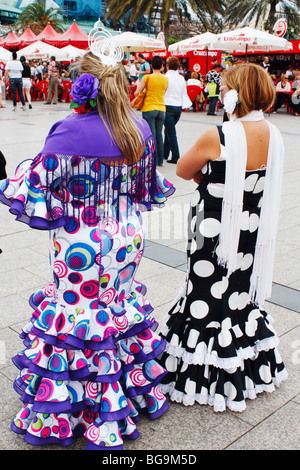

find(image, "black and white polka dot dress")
[158,126,287,412]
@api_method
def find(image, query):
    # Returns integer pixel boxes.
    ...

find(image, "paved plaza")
[0,99,299,451]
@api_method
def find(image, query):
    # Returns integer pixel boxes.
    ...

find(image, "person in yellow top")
[134,56,168,166]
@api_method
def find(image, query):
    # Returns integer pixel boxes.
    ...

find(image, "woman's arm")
[134,79,146,97]
[176,126,221,180]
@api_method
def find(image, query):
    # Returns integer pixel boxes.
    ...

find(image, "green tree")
[105,0,224,48]
[225,0,300,34]
[16,0,65,34]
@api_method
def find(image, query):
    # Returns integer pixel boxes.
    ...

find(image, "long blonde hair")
[78,52,144,164]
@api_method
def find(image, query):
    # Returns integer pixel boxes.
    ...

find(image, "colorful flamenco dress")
[0,110,175,449]
[158,124,288,413]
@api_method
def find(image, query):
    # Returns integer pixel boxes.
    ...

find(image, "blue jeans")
[208,96,218,115]
[163,105,182,162]
[142,109,166,165]
[9,78,25,107]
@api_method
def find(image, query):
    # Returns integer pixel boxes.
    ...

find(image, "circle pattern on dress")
[199,218,221,238]
[65,243,96,271]
[193,260,215,277]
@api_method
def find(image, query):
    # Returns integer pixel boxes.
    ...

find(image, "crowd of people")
[1,50,300,119]
[125,53,299,167]
[0,53,73,109]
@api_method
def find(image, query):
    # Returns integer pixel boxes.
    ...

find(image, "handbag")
[196,92,205,103]
[132,75,150,109]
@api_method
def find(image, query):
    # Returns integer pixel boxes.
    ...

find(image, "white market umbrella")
[59,44,87,61]
[168,32,219,74]
[168,32,218,52]
[0,45,12,63]
[212,27,293,56]
[16,40,65,61]
[107,31,165,52]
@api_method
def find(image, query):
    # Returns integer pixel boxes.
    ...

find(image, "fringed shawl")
[0,111,175,229]
[216,110,284,309]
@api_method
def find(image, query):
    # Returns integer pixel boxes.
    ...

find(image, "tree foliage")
[105,0,225,48]
[225,0,300,34]
[15,0,65,34]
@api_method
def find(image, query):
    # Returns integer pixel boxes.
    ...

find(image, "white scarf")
[217,110,284,308]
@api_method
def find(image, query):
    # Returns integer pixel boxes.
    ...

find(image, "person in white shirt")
[129,60,138,82]
[34,61,43,81]
[273,74,291,113]
[261,56,270,73]
[4,51,26,111]
[0,66,5,108]
[286,65,293,78]
[163,56,192,163]
[186,71,202,87]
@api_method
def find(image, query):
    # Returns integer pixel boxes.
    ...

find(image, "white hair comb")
[88,21,124,67]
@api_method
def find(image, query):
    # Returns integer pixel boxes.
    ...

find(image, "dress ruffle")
[159,279,287,413]
[11,281,169,448]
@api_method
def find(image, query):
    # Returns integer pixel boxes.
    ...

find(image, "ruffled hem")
[11,387,169,448]
[158,299,288,412]
[159,368,288,412]
[10,280,169,448]
[0,156,175,230]
[160,306,281,370]
[160,312,280,370]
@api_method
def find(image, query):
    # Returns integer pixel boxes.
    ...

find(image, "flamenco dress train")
[158,126,287,413]
[0,111,175,449]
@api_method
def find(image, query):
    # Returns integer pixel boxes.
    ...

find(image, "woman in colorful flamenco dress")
[158,63,288,412]
[0,47,175,449]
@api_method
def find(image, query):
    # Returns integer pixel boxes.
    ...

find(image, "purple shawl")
[41,110,152,158]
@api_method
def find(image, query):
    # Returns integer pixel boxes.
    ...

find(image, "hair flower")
[70,73,99,111]
[224,89,239,114]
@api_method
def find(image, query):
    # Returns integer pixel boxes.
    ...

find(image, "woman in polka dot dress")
[0,53,174,449]
[158,64,288,412]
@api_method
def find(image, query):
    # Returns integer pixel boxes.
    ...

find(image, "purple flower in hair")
[71,73,99,105]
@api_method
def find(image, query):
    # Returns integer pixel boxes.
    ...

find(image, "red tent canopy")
[19,27,37,46]
[59,20,89,49]
[35,24,66,47]
[3,31,20,49]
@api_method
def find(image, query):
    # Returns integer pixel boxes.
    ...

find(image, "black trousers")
[274,93,288,111]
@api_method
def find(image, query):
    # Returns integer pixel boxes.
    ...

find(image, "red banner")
[134,49,222,75]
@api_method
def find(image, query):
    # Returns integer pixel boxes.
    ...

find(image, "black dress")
[158,126,287,412]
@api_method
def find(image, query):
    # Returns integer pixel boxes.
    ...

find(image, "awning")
[35,23,66,47]
[59,20,89,49]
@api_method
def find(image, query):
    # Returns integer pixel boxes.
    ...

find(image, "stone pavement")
[0,100,299,451]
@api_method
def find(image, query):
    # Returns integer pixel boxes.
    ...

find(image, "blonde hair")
[78,52,144,164]
[225,63,275,118]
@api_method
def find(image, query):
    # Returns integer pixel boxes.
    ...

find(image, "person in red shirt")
[44,56,60,105]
